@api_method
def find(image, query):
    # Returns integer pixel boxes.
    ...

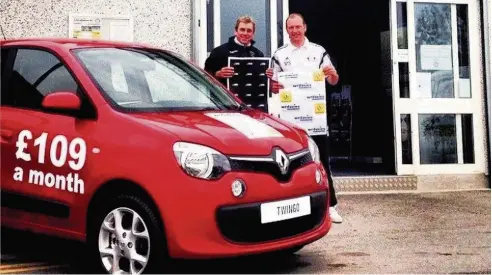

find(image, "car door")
[1,46,96,232]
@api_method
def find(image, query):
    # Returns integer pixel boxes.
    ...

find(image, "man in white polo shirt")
[266,13,343,223]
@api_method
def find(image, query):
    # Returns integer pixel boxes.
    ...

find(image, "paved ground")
[1,190,490,274]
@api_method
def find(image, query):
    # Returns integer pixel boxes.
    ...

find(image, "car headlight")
[173,142,231,180]
[307,136,321,164]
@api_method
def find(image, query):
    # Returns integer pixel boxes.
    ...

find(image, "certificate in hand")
[277,70,328,136]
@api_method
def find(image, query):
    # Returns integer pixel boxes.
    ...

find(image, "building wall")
[0,0,193,59]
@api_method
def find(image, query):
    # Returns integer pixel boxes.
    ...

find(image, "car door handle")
[1,129,13,144]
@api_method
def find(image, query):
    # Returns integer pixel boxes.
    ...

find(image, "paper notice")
[416,72,432,98]
[459,78,471,98]
[110,21,133,42]
[420,45,452,71]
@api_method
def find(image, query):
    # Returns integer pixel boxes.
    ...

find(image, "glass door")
[192,0,289,68]
[390,0,486,175]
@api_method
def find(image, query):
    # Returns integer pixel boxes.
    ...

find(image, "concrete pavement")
[1,190,490,274]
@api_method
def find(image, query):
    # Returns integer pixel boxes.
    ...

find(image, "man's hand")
[215,67,235,78]
[322,65,339,85]
[270,80,284,94]
[265,68,274,79]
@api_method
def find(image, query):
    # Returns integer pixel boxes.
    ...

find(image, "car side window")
[6,48,79,110]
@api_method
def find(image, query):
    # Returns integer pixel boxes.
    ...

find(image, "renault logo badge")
[274,148,290,175]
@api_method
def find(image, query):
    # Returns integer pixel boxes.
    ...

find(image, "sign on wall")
[68,13,134,42]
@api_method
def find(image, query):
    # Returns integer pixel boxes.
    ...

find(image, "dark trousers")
[311,134,338,207]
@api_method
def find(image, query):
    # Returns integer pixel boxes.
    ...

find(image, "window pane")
[399,62,410,98]
[401,114,413,164]
[457,4,471,98]
[414,3,454,98]
[220,0,271,56]
[37,66,78,95]
[9,49,78,110]
[419,114,457,164]
[461,114,474,163]
[277,0,284,47]
[397,2,408,49]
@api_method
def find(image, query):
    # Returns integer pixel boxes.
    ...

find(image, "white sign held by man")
[277,70,328,136]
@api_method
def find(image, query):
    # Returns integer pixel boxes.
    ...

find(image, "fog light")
[231,179,246,197]
[316,169,322,185]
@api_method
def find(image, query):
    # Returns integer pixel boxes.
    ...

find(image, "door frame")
[192,0,289,68]
[390,0,486,175]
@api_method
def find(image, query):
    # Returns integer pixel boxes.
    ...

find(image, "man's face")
[235,22,255,45]
[286,16,306,44]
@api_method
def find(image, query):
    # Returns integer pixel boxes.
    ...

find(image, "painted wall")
[0,0,193,59]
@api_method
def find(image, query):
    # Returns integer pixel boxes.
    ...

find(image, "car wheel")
[88,194,169,274]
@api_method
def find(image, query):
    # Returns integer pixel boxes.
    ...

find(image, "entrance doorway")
[193,0,487,178]
[290,0,396,176]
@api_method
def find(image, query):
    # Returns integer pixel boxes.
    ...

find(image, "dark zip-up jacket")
[204,36,265,86]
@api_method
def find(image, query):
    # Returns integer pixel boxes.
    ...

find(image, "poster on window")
[277,71,328,136]
[227,57,270,113]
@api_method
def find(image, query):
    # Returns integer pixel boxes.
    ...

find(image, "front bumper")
[217,191,327,243]
[157,162,331,259]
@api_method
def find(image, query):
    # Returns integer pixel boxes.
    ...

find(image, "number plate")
[260,196,311,224]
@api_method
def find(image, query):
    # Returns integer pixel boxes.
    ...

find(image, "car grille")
[216,191,327,243]
[227,149,313,182]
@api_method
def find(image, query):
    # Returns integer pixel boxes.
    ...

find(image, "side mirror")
[42,91,81,111]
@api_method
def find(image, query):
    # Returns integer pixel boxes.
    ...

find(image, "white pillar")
[484,0,491,179]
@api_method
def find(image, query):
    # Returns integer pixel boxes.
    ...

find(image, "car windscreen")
[73,47,241,112]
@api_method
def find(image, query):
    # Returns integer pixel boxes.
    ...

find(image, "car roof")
[0,37,158,51]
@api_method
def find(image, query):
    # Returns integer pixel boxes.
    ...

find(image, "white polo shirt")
[271,38,334,81]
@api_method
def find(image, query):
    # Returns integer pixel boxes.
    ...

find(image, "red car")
[0,38,332,274]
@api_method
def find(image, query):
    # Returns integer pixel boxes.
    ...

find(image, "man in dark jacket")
[204,15,265,87]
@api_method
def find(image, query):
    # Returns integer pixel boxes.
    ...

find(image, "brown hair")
[285,13,306,27]
[235,15,256,32]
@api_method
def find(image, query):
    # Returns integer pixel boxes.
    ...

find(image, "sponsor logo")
[307,95,326,101]
[308,127,327,134]
[281,104,300,111]
[292,83,312,89]
[280,90,292,103]
[314,103,326,114]
[313,70,324,81]
[294,115,314,122]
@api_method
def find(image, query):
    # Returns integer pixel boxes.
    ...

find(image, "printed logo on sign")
[280,90,292,103]
[12,129,88,194]
[312,70,324,82]
[307,95,325,101]
[281,72,298,80]
[314,103,326,114]
[294,115,314,122]
[308,127,327,134]
[281,104,300,111]
[292,83,312,89]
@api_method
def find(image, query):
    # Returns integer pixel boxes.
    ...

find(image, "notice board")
[68,13,134,42]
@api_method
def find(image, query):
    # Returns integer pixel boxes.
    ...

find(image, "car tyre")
[87,194,169,274]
